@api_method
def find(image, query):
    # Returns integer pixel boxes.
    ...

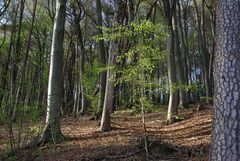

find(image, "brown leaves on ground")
[0,106,212,161]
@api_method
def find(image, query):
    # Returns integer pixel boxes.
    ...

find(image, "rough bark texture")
[210,0,240,160]
[43,0,66,143]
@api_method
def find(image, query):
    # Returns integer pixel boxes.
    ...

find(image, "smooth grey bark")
[173,8,188,109]
[162,0,178,123]
[78,43,87,114]
[72,5,87,115]
[100,1,124,132]
[210,0,240,160]
[41,0,66,143]
[96,0,106,119]
[193,0,212,102]
[182,2,192,103]
[100,40,117,132]
[176,0,189,108]
[166,29,178,123]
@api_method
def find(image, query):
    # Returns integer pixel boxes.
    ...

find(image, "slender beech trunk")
[100,40,117,132]
[174,8,188,109]
[13,0,38,118]
[210,0,240,160]
[12,0,25,94]
[96,0,106,119]
[100,1,124,132]
[73,7,87,115]
[182,4,192,103]
[163,0,178,123]
[40,0,66,144]
[0,2,19,106]
[166,28,178,123]
[193,0,211,102]
[177,0,189,107]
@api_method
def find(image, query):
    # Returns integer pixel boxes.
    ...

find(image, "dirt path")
[0,107,212,161]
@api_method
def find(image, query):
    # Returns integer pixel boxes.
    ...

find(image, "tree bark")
[193,0,212,103]
[173,7,188,109]
[100,40,117,132]
[41,0,66,144]
[162,0,178,123]
[96,0,106,119]
[166,28,178,123]
[100,1,124,132]
[210,0,240,160]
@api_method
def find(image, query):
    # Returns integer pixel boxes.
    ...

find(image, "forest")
[0,0,239,160]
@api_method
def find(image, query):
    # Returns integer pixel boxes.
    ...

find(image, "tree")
[210,0,240,160]
[95,0,106,119]
[39,0,67,144]
[100,1,125,132]
[162,0,179,123]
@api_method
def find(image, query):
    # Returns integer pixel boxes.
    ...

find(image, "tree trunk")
[13,0,38,119]
[100,40,117,132]
[173,7,188,109]
[210,0,240,160]
[40,0,66,144]
[166,29,178,123]
[162,0,178,123]
[193,0,212,103]
[100,1,124,132]
[96,0,106,119]
[74,13,88,115]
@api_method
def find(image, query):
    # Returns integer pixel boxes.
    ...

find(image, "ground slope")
[0,106,212,161]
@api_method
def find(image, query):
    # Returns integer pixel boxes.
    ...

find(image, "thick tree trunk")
[210,0,240,160]
[41,0,66,144]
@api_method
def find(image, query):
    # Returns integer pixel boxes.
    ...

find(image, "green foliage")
[200,96,213,102]
[115,20,167,85]
[94,19,168,112]
[0,149,18,161]
[0,102,9,125]
[94,19,168,43]
[174,115,184,121]
[82,59,100,114]
[15,105,43,123]
[169,82,204,93]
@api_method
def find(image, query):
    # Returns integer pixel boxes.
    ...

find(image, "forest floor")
[0,105,212,161]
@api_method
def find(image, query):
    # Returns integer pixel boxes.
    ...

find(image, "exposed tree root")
[138,137,206,159]
[25,123,65,148]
